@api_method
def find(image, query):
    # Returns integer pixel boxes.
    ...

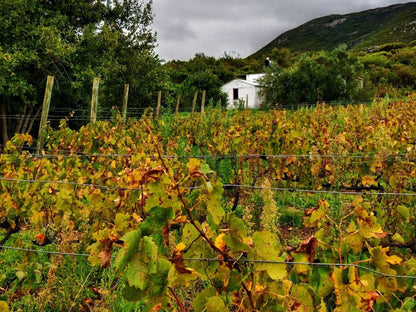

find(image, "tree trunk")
[15,104,27,134]
[1,104,8,148]
[26,106,42,136]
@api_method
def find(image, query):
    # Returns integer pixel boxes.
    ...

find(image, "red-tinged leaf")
[363,291,380,312]
[34,233,45,244]
[149,303,162,312]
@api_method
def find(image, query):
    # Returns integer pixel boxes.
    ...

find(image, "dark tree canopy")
[0,0,162,147]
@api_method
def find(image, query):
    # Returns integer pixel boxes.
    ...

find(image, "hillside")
[252,2,416,57]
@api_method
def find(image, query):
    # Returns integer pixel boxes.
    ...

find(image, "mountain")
[252,2,416,57]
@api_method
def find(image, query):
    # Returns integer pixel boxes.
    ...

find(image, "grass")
[0,230,144,311]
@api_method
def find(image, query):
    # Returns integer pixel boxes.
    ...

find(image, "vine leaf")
[354,198,387,239]
[205,181,224,225]
[306,199,329,227]
[252,231,286,280]
[115,229,142,273]
[170,242,194,274]
[330,267,371,311]
[370,246,403,274]
[297,236,318,262]
[204,296,227,312]
[97,238,113,269]
[140,165,164,184]
[215,233,227,252]
[361,175,377,187]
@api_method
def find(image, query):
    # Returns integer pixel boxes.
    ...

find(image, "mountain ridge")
[251,2,416,57]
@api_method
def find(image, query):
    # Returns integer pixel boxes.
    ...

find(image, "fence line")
[222,184,416,197]
[0,245,414,280]
[2,150,414,161]
[2,176,416,197]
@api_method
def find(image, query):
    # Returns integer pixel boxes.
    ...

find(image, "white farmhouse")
[221,74,265,109]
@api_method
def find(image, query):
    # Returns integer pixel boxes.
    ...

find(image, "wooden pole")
[201,90,206,113]
[122,84,129,124]
[175,95,181,115]
[246,94,249,110]
[156,91,161,119]
[37,75,54,155]
[90,78,99,123]
[192,91,197,113]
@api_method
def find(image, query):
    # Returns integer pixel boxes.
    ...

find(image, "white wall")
[221,80,262,109]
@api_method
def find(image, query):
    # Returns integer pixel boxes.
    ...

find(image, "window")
[233,88,239,100]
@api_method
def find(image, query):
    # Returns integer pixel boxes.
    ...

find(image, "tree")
[269,47,292,68]
[260,46,367,108]
[0,0,161,148]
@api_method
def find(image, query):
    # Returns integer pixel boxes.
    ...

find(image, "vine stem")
[142,121,257,312]
[142,121,227,257]
[241,281,256,312]
[168,286,186,312]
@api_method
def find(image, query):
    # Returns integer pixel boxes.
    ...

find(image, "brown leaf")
[189,165,209,181]
[98,238,113,268]
[140,166,164,184]
[170,243,193,274]
[297,236,318,262]
[304,207,317,216]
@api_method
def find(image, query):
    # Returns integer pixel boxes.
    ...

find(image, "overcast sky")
[152,0,412,61]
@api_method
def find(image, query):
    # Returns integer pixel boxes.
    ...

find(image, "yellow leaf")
[215,233,227,252]
[386,254,403,265]
[370,160,383,173]
[362,175,377,187]
[175,242,187,252]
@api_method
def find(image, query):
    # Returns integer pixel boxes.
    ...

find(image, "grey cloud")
[153,0,411,60]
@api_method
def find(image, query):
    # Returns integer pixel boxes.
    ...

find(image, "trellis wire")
[0,245,414,280]
[2,177,416,197]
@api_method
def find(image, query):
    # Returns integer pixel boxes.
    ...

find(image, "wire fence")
[1,176,416,197]
[0,245,415,280]
[1,149,415,160]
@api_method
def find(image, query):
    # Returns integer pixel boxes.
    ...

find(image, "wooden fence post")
[90,78,99,123]
[37,75,54,156]
[201,90,206,113]
[192,91,197,113]
[156,91,161,119]
[175,95,181,115]
[122,84,129,124]
[246,94,249,110]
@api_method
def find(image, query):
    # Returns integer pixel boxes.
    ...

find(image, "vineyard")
[1,95,416,311]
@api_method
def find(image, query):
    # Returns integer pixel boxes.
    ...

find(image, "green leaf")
[125,255,151,290]
[402,298,415,310]
[392,233,405,244]
[140,206,174,236]
[345,233,363,254]
[115,229,142,273]
[15,271,25,281]
[290,284,314,311]
[397,205,410,222]
[205,181,224,225]
[252,231,286,280]
[309,200,329,225]
[224,214,251,252]
[144,181,169,212]
[192,287,217,312]
[205,296,227,312]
